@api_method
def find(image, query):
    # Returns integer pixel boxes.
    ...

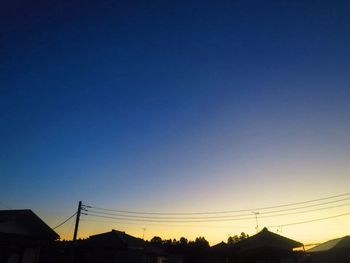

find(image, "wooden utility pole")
[73,201,82,242]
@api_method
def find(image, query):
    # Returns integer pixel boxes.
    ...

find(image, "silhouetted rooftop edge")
[0,209,59,240]
[232,227,303,251]
[308,236,350,252]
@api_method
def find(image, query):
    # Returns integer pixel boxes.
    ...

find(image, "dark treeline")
[149,232,248,248]
[227,232,249,244]
[146,232,249,262]
[149,236,209,250]
[149,232,249,252]
[45,232,250,263]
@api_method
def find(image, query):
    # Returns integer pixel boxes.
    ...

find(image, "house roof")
[87,229,165,254]
[88,229,145,249]
[308,236,350,252]
[211,241,229,253]
[211,241,227,249]
[234,227,303,252]
[0,209,59,240]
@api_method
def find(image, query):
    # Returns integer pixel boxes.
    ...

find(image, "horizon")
[24,192,350,246]
[2,0,350,247]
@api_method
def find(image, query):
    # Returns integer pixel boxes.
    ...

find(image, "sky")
[1,0,350,245]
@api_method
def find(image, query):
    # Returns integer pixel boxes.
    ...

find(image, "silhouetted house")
[230,227,303,263]
[0,209,59,263]
[211,242,228,252]
[306,236,350,263]
[208,241,230,263]
[81,229,166,263]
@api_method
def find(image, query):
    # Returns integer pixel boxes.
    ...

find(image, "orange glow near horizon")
[52,197,350,246]
[43,151,350,246]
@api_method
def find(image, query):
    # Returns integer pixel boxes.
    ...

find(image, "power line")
[84,192,350,215]
[82,210,350,231]
[253,197,350,215]
[83,201,350,223]
[85,200,350,220]
[258,202,350,219]
[84,211,253,221]
[52,212,77,230]
[268,211,350,228]
[83,212,256,223]
[65,215,76,241]
[80,218,252,229]
[77,193,350,235]
[83,202,350,222]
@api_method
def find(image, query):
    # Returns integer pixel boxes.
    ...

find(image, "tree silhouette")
[227,232,249,244]
[150,236,162,245]
[179,237,188,246]
[188,237,209,248]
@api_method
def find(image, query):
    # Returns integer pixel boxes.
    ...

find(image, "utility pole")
[252,211,259,233]
[73,201,82,242]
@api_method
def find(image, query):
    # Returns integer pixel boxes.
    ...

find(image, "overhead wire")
[80,218,252,229]
[81,209,350,230]
[80,193,350,230]
[268,211,350,228]
[84,192,350,215]
[83,202,350,223]
[65,214,77,241]
[83,212,254,223]
[84,199,350,220]
[52,212,77,230]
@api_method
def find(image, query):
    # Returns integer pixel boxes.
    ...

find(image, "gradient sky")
[1,0,350,245]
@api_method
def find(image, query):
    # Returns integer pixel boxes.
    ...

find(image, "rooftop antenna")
[252,211,259,233]
[142,227,146,239]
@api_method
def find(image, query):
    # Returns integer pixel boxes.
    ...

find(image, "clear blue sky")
[1,0,350,243]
